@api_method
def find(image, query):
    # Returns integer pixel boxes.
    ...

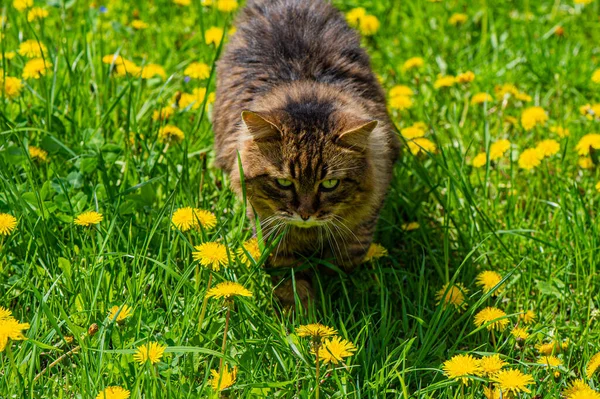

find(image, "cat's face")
[238,110,377,230]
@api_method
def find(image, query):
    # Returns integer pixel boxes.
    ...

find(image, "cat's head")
[233,102,379,229]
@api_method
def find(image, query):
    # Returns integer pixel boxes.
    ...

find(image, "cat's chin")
[286,219,329,229]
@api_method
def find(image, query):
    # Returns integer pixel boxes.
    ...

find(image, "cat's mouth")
[285,216,331,228]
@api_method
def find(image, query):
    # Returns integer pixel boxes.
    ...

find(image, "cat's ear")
[336,120,378,151]
[241,110,282,142]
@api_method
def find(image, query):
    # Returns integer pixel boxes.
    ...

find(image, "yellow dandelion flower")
[13,0,33,12]
[95,386,131,399]
[518,148,543,170]
[442,354,482,385]
[107,305,132,323]
[400,123,427,139]
[587,352,600,378]
[519,310,536,324]
[359,15,380,36]
[476,271,504,295]
[564,380,600,399]
[22,58,52,79]
[456,71,475,83]
[536,340,564,355]
[389,85,414,98]
[434,75,456,89]
[237,238,262,265]
[593,69,600,84]
[206,281,253,300]
[152,106,174,121]
[363,243,388,261]
[492,369,534,394]
[575,0,593,4]
[18,40,47,58]
[474,307,509,331]
[133,342,166,365]
[193,242,228,271]
[401,57,424,72]
[471,92,493,105]
[171,207,217,232]
[297,324,337,338]
[550,126,570,138]
[173,0,191,5]
[436,283,468,310]
[479,354,507,376]
[490,139,511,160]
[0,314,30,352]
[495,83,531,102]
[210,365,237,391]
[0,51,17,61]
[131,19,149,30]
[115,60,142,77]
[521,106,548,130]
[346,7,366,28]
[216,0,238,12]
[0,307,12,319]
[0,214,17,236]
[74,211,103,227]
[472,152,487,168]
[313,336,357,364]
[28,146,48,162]
[449,13,468,26]
[141,64,166,79]
[536,139,560,157]
[596,182,600,192]
[2,76,24,99]
[205,26,224,46]
[27,7,49,22]
[580,104,600,120]
[389,95,413,110]
[483,386,502,399]
[158,125,185,143]
[179,88,209,110]
[579,157,594,169]
[401,221,420,231]
[408,138,436,155]
[511,327,530,340]
[538,355,562,368]
[184,62,210,79]
[576,134,600,156]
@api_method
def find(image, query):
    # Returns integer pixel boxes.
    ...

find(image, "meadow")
[1,0,600,397]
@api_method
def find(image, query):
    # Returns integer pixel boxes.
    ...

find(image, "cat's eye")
[320,179,340,191]
[276,178,293,188]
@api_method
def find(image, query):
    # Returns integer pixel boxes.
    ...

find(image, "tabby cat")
[213,0,400,306]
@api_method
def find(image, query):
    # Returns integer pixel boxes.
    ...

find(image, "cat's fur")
[213,0,400,306]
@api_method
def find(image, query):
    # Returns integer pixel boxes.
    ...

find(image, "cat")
[212,0,400,307]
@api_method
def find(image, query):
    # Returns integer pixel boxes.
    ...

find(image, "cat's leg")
[272,273,313,310]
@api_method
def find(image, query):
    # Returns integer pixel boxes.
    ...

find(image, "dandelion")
[363,243,388,261]
[492,369,535,394]
[474,307,509,331]
[206,281,253,300]
[400,123,427,139]
[74,211,103,227]
[346,7,366,27]
[0,310,30,351]
[538,355,562,368]
[140,64,166,79]
[448,13,468,25]
[489,139,511,160]
[179,88,209,110]
[13,0,33,12]
[297,324,337,338]
[152,106,174,121]
[205,26,224,46]
[551,126,570,138]
[472,152,487,168]
[476,271,504,295]
[0,214,17,236]
[133,342,167,365]
[596,182,600,193]
[173,0,191,5]
[442,354,482,385]
[184,62,210,79]
[18,40,47,58]
[237,238,262,265]
[216,0,238,12]
[107,305,132,323]
[495,83,531,102]
[434,75,456,89]
[574,0,593,4]
[564,380,600,399]
[390,85,414,98]
[95,387,130,399]
[210,365,237,391]
[518,148,543,170]
[131,19,149,30]
[456,71,475,83]
[580,104,600,120]
[511,327,530,340]
[521,106,548,130]
[401,57,424,72]
[536,139,560,157]
[471,92,493,105]
[408,138,436,155]
[576,134,600,156]
[193,242,229,271]
[158,125,185,143]
[27,7,49,22]
[536,340,564,355]
[0,52,16,61]
[479,354,507,376]
[359,15,380,36]
[22,58,52,79]
[1,76,24,100]
[28,146,48,162]
[593,69,600,84]
[519,309,536,324]
[579,157,594,169]
[402,222,420,231]
[436,283,468,310]
[171,207,217,232]
[389,95,413,110]
[587,352,600,378]
[483,387,502,399]
[313,336,357,364]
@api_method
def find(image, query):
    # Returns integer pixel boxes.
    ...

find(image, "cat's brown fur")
[213,0,399,306]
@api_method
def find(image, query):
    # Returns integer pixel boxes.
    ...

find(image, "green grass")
[1,0,600,397]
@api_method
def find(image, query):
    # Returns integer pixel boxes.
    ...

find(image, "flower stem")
[219,302,231,372]
[490,331,497,349]
[198,273,213,332]
[6,343,17,381]
[315,340,321,399]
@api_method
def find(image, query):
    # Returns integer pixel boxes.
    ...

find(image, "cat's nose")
[300,214,310,221]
